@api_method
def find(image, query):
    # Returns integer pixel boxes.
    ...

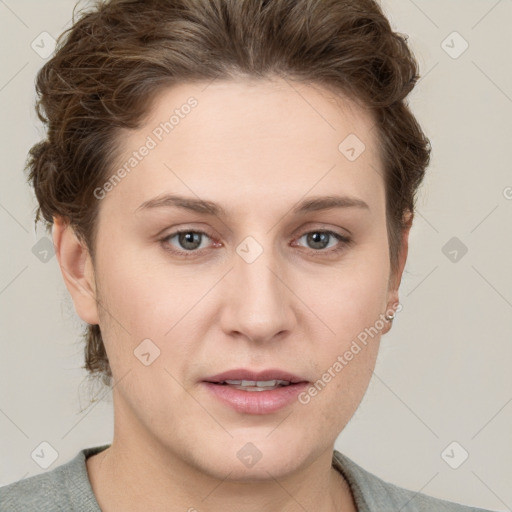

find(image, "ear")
[381,211,413,335]
[52,217,99,325]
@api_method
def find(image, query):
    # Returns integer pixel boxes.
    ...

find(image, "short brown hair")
[27,0,431,388]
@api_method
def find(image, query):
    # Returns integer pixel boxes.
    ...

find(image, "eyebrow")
[135,193,370,216]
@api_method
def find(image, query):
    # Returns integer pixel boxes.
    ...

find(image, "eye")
[161,229,214,256]
[294,230,351,254]
[160,228,351,258]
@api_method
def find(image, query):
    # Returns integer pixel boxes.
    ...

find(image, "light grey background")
[0,1,511,510]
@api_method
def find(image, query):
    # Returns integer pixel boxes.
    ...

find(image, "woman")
[0,0,495,510]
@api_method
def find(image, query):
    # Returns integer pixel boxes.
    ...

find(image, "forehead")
[102,78,383,215]
[142,77,376,154]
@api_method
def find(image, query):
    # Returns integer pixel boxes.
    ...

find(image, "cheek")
[92,234,169,375]
[95,220,390,371]
[297,248,389,414]
[305,251,390,345]
[94,231,176,335]
[93,238,214,386]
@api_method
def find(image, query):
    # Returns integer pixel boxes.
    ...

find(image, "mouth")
[203,368,308,388]
[201,369,309,414]
[208,379,294,392]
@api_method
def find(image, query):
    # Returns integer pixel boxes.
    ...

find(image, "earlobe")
[392,211,413,290]
[52,217,99,325]
[383,211,414,335]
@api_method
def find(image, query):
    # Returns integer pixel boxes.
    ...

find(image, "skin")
[52,77,411,512]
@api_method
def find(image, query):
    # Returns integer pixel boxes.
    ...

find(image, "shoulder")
[1,462,72,512]
[0,445,109,512]
[332,450,496,512]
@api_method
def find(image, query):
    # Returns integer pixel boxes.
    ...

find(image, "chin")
[190,432,315,481]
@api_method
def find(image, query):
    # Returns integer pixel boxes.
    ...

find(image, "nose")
[218,239,296,344]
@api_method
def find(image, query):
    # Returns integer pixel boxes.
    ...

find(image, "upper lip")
[203,368,308,384]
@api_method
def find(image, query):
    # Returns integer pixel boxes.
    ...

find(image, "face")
[62,78,407,481]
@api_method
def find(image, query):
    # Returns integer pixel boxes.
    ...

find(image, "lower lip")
[202,382,309,415]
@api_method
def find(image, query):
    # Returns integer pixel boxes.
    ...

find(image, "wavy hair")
[27,0,431,388]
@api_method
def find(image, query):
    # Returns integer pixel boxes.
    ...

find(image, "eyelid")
[160,228,220,256]
[291,229,351,254]
[160,226,352,257]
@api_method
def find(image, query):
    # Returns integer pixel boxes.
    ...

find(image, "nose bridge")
[223,234,294,341]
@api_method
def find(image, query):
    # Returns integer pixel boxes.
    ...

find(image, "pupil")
[179,232,201,250]
[308,232,328,249]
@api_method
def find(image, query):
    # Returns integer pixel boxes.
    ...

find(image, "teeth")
[257,380,290,387]
[223,379,290,386]
[222,379,291,390]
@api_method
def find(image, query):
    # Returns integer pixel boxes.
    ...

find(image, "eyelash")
[160,228,352,258]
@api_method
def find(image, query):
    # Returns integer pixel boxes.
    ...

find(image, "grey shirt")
[0,444,495,511]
